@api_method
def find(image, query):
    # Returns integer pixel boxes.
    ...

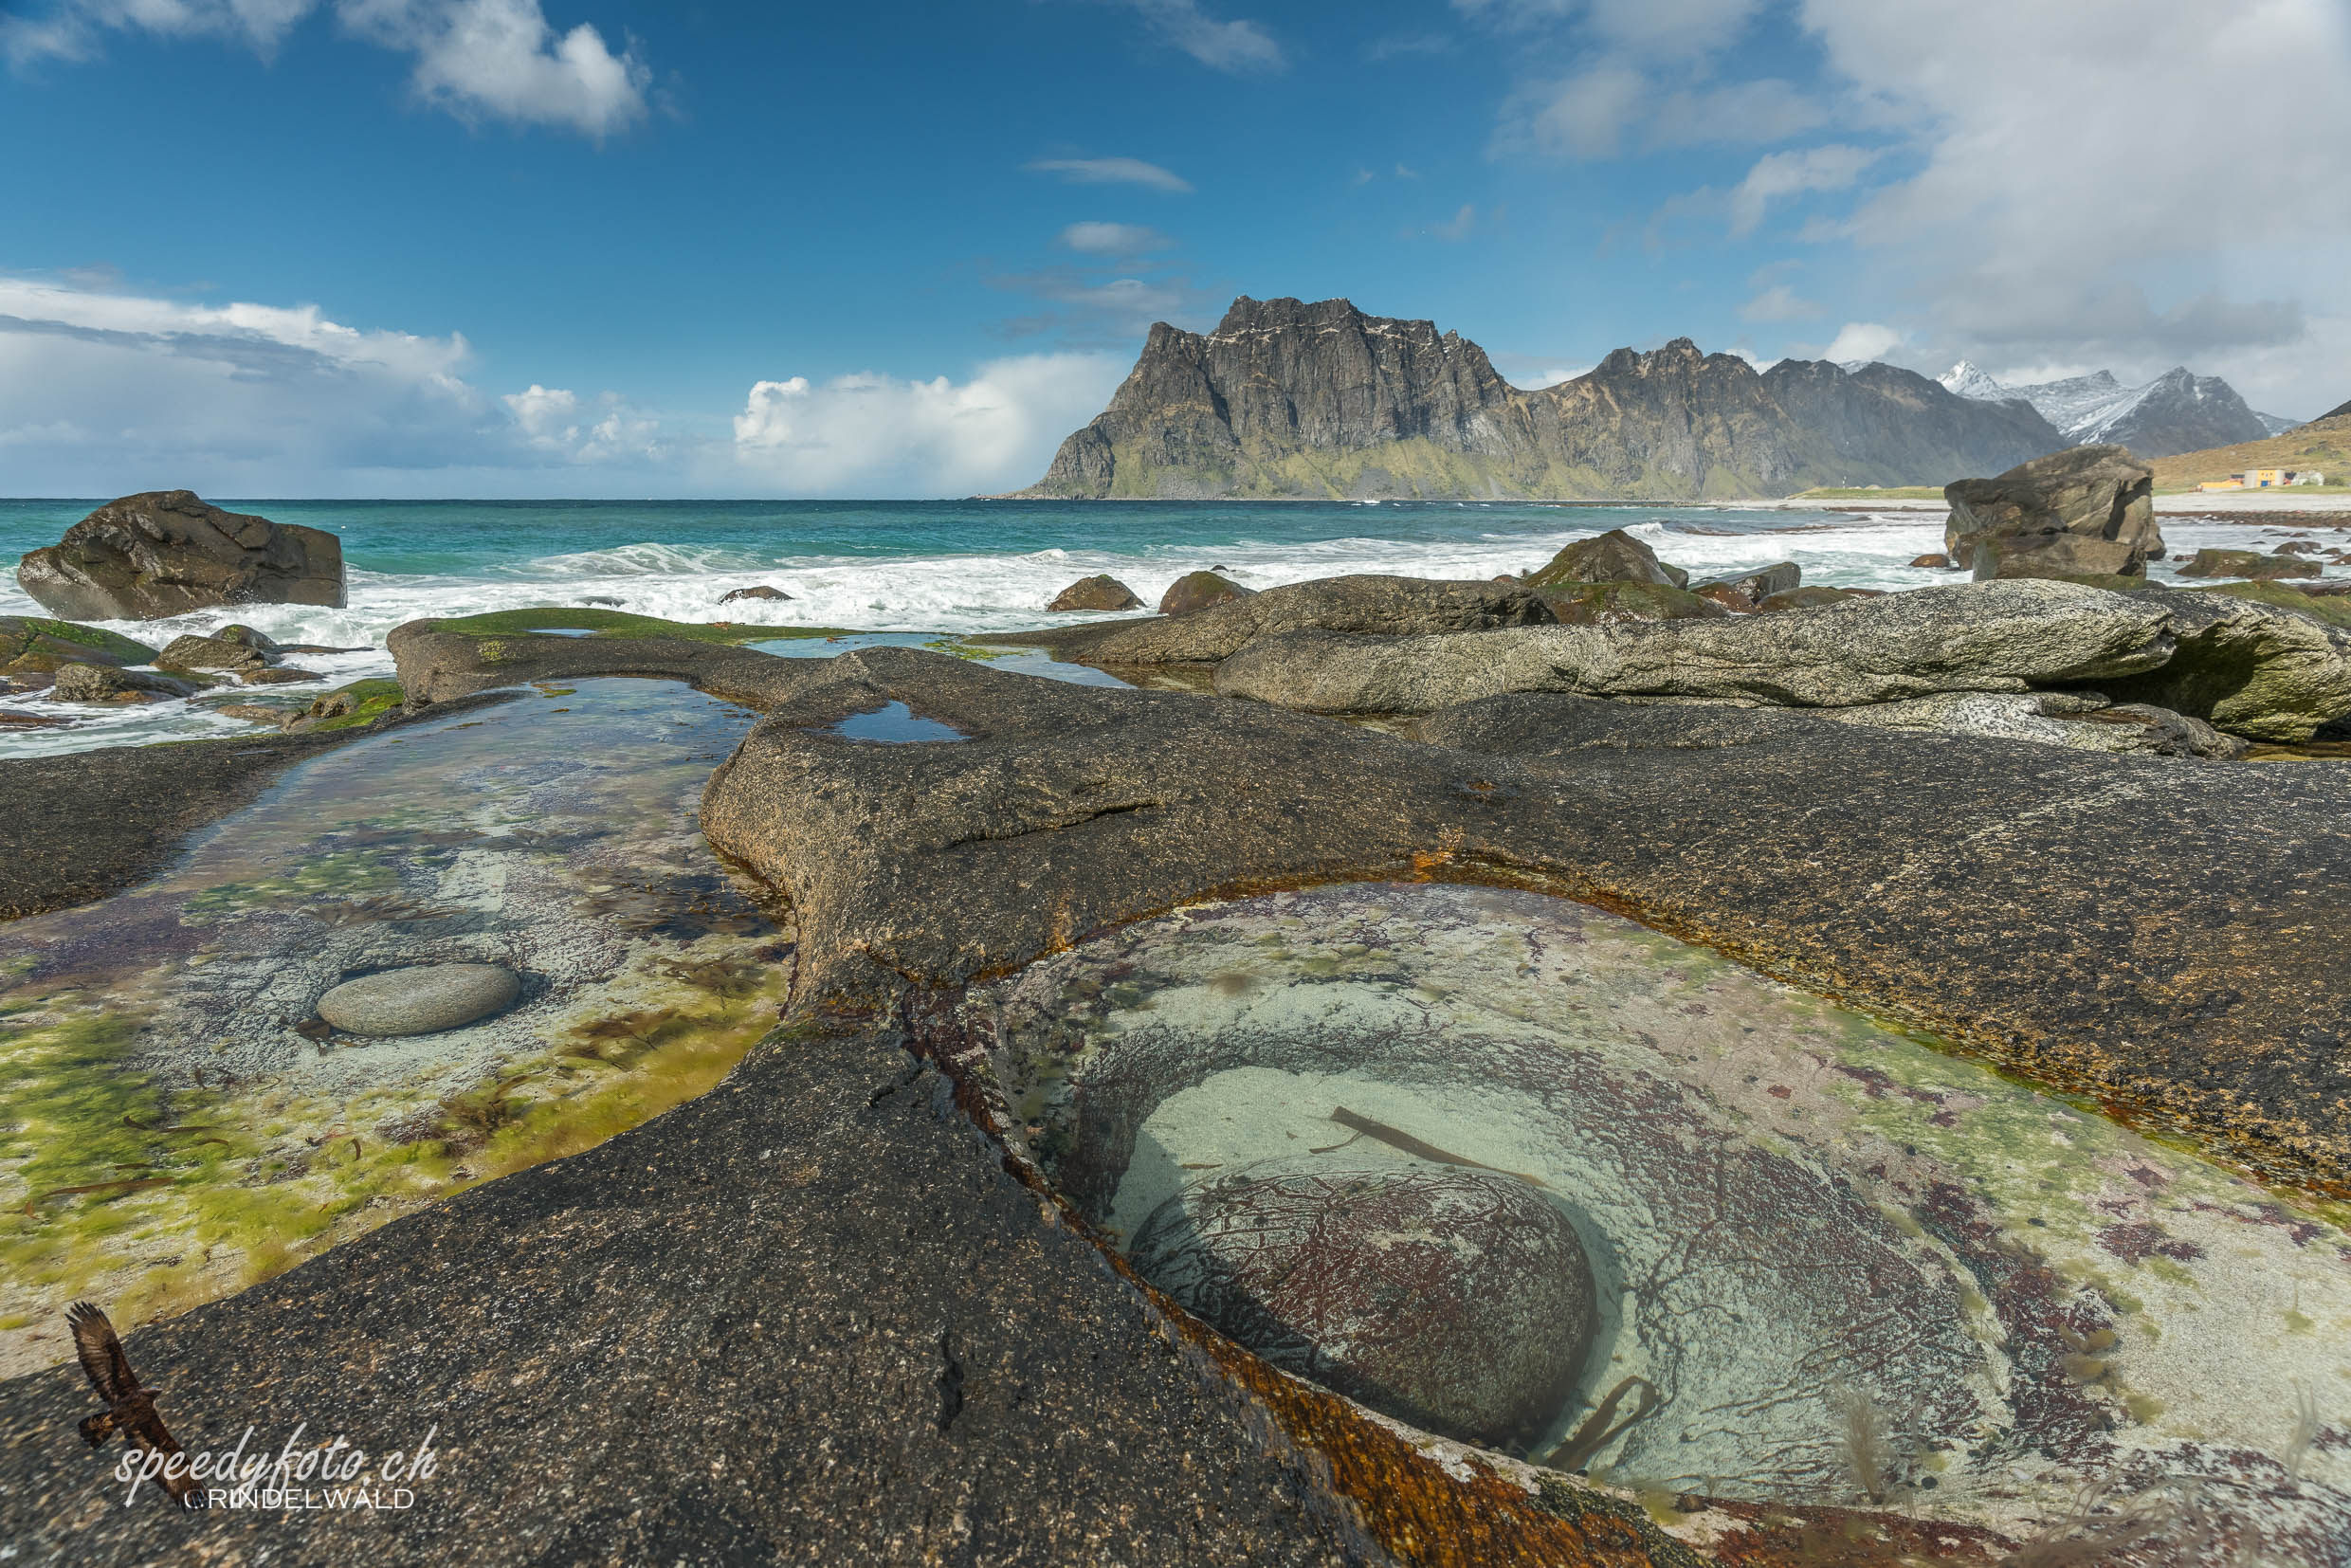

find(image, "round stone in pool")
[1129,1162,1599,1450]
[316,963,522,1037]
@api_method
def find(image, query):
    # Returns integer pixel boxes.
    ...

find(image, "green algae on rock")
[0,678,793,1379]
[960,882,2351,1556]
[422,605,849,645]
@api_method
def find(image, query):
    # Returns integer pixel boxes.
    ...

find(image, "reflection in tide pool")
[0,680,792,1377]
[970,883,2350,1556]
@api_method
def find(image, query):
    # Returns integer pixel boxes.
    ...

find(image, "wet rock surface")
[9,629,2351,1565]
[2177,547,2321,580]
[1160,569,1255,616]
[15,491,346,620]
[315,962,523,1036]
[1048,573,1144,611]
[48,662,202,703]
[1130,1163,1599,1450]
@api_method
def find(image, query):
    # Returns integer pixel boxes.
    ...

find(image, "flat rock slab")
[702,647,2351,1194]
[315,963,523,1036]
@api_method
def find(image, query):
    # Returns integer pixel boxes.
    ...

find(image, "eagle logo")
[68,1302,200,1508]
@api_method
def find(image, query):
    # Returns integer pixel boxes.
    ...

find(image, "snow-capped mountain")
[1937,362,2284,457]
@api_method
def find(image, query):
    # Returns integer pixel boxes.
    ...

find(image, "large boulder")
[1073,574,1556,665]
[1526,529,1687,589]
[15,491,345,620]
[1127,1164,1598,1450]
[1159,571,1254,616]
[1211,579,2351,741]
[1943,445,2161,580]
[1048,574,1144,612]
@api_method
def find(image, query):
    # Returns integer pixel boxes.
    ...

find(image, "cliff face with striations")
[1021,297,2069,501]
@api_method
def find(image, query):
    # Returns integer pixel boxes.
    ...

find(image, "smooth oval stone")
[316,963,521,1037]
[1129,1163,1598,1449]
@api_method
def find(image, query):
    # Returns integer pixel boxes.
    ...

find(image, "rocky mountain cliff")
[1938,361,2285,456]
[1020,298,2068,501]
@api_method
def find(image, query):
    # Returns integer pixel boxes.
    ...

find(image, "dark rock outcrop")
[156,632,268,674]
[719,585,793,605]
[1525,529,1686,589]
[1019,298,2067,501]
[49,662,199,703]
[1129,1165,1598,1450]
[15,492,345,620]
[1048,574,1144,612]
[1945,445,2162,579]
[1009,575,1556,667]
[1910,553,1956,569]
[1159,571,1253,616]
[2177,548,2321,581]
[1691,561,1800,607]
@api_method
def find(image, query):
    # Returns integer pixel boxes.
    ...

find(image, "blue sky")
[3,0,2345,496]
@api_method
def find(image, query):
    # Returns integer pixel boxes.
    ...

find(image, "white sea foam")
[3,508,2339,758]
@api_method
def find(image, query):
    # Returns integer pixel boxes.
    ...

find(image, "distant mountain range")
[1020,297,2065,501]
[1936,361,2290,457]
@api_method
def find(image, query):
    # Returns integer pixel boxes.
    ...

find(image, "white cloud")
[1113,0,1283,73]
[337,0,647,137]
[725,354,1128,497]
[1821,321,1902,363]
[0,273,519,493]
[1796,0,2351,414]
[1058,222,1173,256]
[4,0,647,137]
[1025,156,1194,193]
[1727,143,1876,237]
[3,0,314,63]
[1739,283,1820,322]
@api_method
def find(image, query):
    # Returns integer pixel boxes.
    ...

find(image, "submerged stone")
[317,962,522,1036]
[1130,1162,1598,1449]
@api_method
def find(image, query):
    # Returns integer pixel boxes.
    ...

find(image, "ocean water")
[1,497,2337,757]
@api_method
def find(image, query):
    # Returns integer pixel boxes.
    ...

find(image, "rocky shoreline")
[5,549,2350,1562]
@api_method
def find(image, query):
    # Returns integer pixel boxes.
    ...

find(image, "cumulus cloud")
[1025,156,1194,193]
[341,0,647,137]
[3,0,647,137]
[501,382,661,461]
[724,353,1129,496]
[1111,0,1283,73]
[1820,321,1902,364]
[1058,222,1174,256]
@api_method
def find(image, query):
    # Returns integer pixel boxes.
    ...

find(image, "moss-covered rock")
[426,606,847,645]
[0,616,159,677]
[2185,578,2351,629]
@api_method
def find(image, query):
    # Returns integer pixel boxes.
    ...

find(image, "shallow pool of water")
[0,679,793,1376]
[966,882,2349,1556]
